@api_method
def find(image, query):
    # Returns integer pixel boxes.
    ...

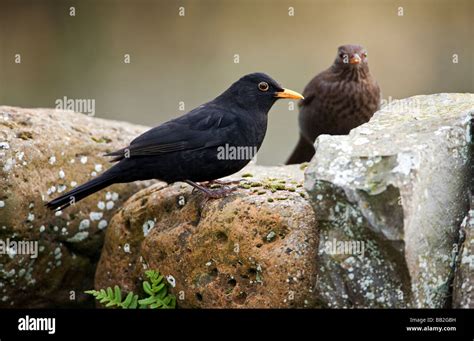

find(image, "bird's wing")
[105,107,236,161]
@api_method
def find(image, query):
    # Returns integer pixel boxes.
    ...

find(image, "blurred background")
[1,0,473,165]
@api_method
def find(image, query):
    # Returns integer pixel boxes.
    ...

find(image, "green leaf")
[122,292,134,308]
[130,295,139,309]
[138,296,156,306]
[153,283,166,294]
[143,281,153,296]
[85,269,176,309]
[114,286,122,302]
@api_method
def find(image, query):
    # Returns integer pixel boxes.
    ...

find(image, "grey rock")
[305,94,473,308]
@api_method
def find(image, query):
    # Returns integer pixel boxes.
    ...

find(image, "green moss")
[91,136,112,143]
[299,162,309,170]
[242,173,253,178]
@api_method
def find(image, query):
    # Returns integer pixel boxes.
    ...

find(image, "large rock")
[95,165,319,308]
[0,106,151,307]
[305,93,473,308]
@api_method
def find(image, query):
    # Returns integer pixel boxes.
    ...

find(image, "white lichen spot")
[58,185,67,193]
[0,142,10,149]
[47,186,57,195]
[3,158,15,172]
[98,219,108,230]
[89,212,103,221]
[80,156,88,164]
[27,213,34,222]
[123,243,131,253]
[111,192,119,201]
[16,151,25,160]
[142,220,155,237]
[59,170,65,179]
[91,171,97,177]
[97,201,105,210]
[0,201,4,208]
[70,181,77,187]
[94,164,102,172]
[39,225,45,233]
[79,219,90,230]
[105,192,112,200]
[166,275,176,288]
[106,201,114,210]
[67,231,89,243]
[55,210,62,217]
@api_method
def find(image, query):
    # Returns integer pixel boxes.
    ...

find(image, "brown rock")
[95,165,319,308]
[0,106,152,307]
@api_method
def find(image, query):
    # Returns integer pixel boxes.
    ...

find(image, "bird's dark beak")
[349,53,361,64]
[274,88,304,100]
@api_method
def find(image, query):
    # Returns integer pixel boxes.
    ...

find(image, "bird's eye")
[362,52,368,58]
[339,53,346,59]
[258,82,269,92]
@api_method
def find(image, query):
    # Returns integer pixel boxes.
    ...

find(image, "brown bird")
[286,44,381,164]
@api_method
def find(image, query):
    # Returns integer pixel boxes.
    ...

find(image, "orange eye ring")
[258,82,269,92]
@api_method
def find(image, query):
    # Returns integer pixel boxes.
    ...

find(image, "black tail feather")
[45,173,117,211]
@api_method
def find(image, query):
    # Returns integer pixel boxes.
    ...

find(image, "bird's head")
[334,44,369,70]
[218,73,303,114]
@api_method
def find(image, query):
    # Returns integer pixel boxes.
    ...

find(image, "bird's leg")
[184,180,237,199]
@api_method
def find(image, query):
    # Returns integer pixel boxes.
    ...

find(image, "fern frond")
[85,270,176,309]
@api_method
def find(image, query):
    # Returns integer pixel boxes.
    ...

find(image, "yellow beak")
[274,88,304,100]
[349,53,361,64]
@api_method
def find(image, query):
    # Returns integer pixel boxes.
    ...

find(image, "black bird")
[46,73,303,211]
[286,44,380,164]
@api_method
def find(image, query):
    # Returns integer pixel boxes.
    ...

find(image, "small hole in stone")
[234,291,247,305]
[248,268,257,275]
[215,231,228,243]
[228,278,237,287]
[256,243,263,248]
[196,293,203,301]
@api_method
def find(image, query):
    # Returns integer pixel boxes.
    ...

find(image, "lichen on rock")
[305,93,473,308]
[0,106,152,307]
[95,165,319,308]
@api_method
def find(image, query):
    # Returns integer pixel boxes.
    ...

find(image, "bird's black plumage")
[46,73,303,210]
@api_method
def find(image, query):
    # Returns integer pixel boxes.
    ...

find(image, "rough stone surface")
[452,202,473,308]
[305,93,473,308]
[95,165,319,308]
[0,106,152,307]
